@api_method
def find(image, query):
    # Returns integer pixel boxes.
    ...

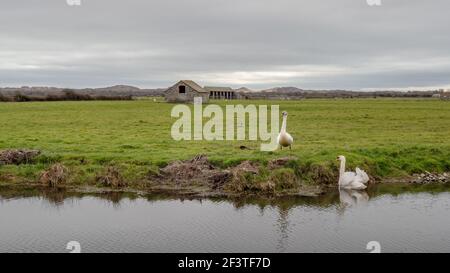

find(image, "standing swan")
[336,155,369,190]
[277,111,293,150]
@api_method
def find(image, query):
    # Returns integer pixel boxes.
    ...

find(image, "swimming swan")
[336,155,369,190]
[277,111,293,150]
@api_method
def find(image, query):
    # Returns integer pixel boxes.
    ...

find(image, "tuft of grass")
[96,166,127,188]
[39,163,69,187]
[269,168,300,191]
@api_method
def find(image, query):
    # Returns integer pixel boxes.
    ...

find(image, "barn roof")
[204,86,234,92]
[180,80,208,93]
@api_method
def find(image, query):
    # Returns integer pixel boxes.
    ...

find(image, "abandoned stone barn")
[164,80,209,103]
[164,80,236,103]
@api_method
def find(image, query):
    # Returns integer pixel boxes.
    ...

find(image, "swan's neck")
[339,159,346,185]
[281,116,287,133]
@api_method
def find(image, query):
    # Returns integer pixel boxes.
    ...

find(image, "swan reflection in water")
[339,188,369,208]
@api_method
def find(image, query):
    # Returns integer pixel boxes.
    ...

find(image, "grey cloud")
[1,0,450,90]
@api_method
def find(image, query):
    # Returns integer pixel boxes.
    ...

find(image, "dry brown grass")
[96,166,127,188]
[39,163,69,187]
[0,149,40,165]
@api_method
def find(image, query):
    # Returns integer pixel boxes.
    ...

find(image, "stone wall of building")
[164,81,209,103]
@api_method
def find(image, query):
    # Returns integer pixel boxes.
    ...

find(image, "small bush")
[269,168,299,190]
[300,162,338,185]
[39,163,69,187]
[0,93,11,102]
[0,90,132,102]
[96,166,127,188]
[0,149,41,165]
[13,93,31,102]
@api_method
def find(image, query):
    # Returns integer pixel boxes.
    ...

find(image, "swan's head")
[282,111,288,117]
[336,155,346,161]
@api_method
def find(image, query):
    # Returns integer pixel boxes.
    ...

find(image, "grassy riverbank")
[0,98,449,194]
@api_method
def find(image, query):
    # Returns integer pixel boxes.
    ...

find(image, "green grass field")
[1,98,449,184]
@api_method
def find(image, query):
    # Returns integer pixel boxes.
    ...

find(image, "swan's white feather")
[339,171,356,187]
[355,167,369,184]
[348,180,367,190]
[337,156,370,190]
[278,112,293,148]
[277,132,293,147]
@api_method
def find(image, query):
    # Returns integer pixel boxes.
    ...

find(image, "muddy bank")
[0,153,324,197]
[411,172,450,184]
[0,151,449,198]
[146,155,324,197]
[0,149,40,165]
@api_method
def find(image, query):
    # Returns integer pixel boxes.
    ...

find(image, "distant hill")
[94,85,141,92]
[260,87,304,93]
[0,84,442,101]
[237,86,440,99]
[234,87,255,93]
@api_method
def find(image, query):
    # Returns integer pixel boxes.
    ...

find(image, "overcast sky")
[1,0,449,90]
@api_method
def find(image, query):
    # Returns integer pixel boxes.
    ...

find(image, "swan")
[277,111,293,150]
[336,155,369,190]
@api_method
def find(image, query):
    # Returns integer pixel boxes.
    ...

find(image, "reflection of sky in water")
[1,188,450,253]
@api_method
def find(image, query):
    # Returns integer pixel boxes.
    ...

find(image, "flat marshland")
[0,98,449,194]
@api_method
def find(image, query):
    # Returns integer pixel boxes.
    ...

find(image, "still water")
[1,184,450,253]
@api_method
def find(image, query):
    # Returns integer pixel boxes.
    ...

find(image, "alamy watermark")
[171,97,279,151]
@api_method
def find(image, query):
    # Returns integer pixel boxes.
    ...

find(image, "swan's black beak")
[336,157,339,161]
